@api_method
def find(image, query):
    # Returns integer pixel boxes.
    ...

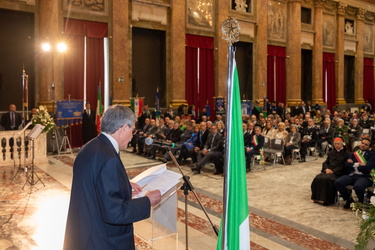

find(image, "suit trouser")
[164,144,183,161]
[196,151,223,172]
[334,174,373,203]
[300,140,315,158]
[245,150,260,170]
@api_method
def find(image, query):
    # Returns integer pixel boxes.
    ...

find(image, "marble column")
[355,8,366,104]
[37,0,63,112]
[169,0,186,108]
[312,1,324,105]
[336,2,346,104]
[214,0,229,98]
[253,0,268,102]
[286,0,302,106]
[112,0,130,106]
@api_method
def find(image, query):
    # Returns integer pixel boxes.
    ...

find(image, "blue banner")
[215,97,225,115]
[241,100,253,116]
[56,100,83,127]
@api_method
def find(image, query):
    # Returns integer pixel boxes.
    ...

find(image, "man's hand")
[194,147,200,152]
[130,182,142,195]
[202,149,208,155]
[146,190,161,206]
[325,169,333,174]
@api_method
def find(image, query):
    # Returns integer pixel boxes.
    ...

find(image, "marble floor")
[0,149,366,249]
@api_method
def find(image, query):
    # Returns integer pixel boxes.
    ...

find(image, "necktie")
[210,134,216,148]
[11,112,15,128]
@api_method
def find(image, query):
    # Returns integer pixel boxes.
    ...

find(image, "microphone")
[145,137,174,148]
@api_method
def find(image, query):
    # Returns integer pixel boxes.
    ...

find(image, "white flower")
[370,196,375,206]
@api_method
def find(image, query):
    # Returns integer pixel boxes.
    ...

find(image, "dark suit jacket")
[195,129,210,149]
[82,109,96,143]
[346,150,375,178]
[64,134,151,250]
[1,111,22,130]
[246,134,264,151]
[204,132,224,152]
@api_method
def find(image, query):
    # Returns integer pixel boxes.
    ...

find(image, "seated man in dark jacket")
[311,138,350,206]
[245,126,264,172]
[148,122,182,159]
[334,138,375,208]
[192,125,224,175]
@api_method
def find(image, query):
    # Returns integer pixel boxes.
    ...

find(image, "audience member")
[283,124,301,164]
[335,138,375,208]
[82,102,96,144]
[311,138,350,206]
[1,104,22,130]
[192,125,224,175]
[245,126,264,172]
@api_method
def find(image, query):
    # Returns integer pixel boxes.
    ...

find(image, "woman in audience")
[313,110,322,125]
[283,124,301,164]
[311,138,350,206]
[216,121,225,136]
[261,121,275,139]
[273,122,288,141]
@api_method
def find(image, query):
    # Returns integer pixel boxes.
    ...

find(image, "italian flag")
[131,98,143,117]
[96,85,103,132]
[217,51,250,249]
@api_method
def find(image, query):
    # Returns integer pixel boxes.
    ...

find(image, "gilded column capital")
[357,8,366,21]
[314,0,324,8]
[336,2,346,16]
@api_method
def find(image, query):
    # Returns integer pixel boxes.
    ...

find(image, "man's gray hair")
[100,104,136,134]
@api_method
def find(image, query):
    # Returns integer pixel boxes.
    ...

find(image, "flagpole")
[221,17,240,249]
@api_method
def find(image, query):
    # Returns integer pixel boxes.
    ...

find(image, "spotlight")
[42,43,51,52]
[57,43,67,52]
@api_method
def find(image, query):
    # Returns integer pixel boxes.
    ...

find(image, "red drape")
[185,35,215,120]
[267,45,286,104]
[323,53,336,111]
[64,18,107,147]
[364,58,375,109]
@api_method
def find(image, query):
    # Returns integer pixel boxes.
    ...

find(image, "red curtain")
[323,53,336,111]
[64,19,107,147]
[186,35,215,120]
[267,45,286,104]
[364,58,375,109]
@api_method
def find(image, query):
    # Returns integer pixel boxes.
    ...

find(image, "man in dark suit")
[335,138,375,208]
[64,105,161,250]
[300,118,319,162]
[317,118,334,157]
[82,102,96,144]
[192,125,224,175]
[1,104,22,130]
[245,126,264,172]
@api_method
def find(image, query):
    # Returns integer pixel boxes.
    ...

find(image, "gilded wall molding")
[314,0,324,8]
[336,2,347,16]
[357,8,366,21]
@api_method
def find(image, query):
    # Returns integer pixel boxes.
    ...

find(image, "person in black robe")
[311,137,350,206]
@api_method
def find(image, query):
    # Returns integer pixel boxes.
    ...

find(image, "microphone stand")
[165,147,219,250]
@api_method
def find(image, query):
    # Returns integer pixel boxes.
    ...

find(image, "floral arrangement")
[32,105,55,133]
[351,172,375,250]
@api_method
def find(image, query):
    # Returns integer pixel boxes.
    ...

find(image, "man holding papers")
[335,138,375,208]
[64,105,161,250]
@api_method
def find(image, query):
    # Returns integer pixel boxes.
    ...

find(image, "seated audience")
[311,138,350,206]
[261,121,275,139]
[334,138,375,208]
[300,118,319,162]
[273,122,288,141]
[245,126,264,172]
[317,118,334,157]
[192,125,224,175]
[283,124,301,164]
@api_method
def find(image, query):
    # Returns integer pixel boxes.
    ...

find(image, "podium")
[132,164,181,249]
